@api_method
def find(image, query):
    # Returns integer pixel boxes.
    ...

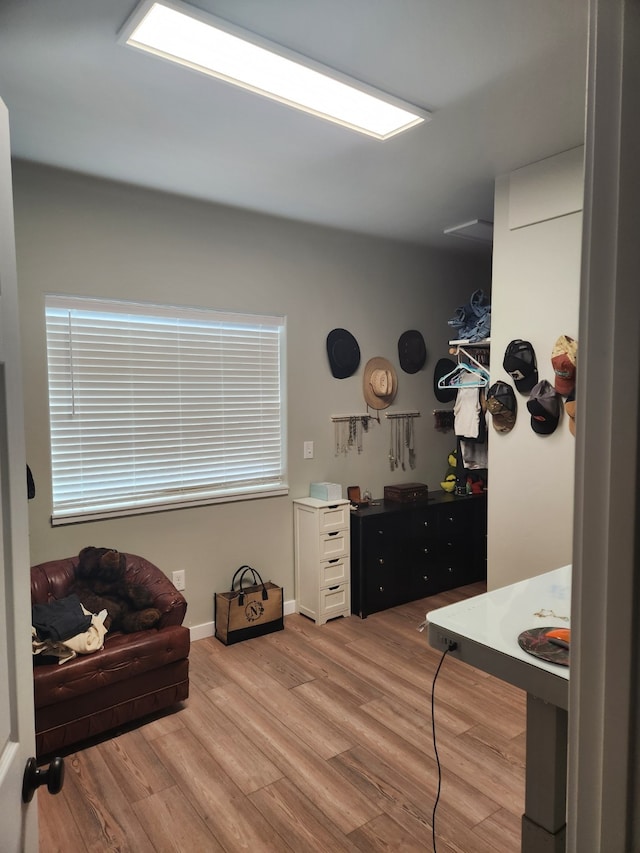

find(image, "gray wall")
[488,147,583,589]
[13,160,489,631]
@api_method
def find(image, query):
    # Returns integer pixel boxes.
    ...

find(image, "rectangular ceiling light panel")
[120,0,430,139]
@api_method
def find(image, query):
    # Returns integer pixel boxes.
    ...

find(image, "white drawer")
[320,583,350,618]
[318,504,349,533]
[320,558,348,587]
[319,530,348,560]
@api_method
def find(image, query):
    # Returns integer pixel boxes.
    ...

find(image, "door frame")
[0,97,38,852]
[568,0,640,849]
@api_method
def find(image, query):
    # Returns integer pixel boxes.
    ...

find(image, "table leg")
[521,694,567,853]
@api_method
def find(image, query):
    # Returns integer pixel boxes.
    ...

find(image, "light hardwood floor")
[38,583,526,852]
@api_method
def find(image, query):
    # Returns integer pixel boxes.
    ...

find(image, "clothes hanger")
[437,361,488,389]
[437,344,490,389]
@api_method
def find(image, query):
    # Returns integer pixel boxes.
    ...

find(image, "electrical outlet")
[172,569,186,591]
[438,632,460,652]
[303,440,314,459]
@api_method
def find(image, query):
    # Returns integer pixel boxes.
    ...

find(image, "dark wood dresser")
[350,490,487,618]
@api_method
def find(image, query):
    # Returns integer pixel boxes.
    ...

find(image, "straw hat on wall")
[363,357,397,410]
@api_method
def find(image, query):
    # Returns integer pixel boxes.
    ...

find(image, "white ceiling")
[0,0,588,252]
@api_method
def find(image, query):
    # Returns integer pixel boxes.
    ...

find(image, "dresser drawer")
[320,583,350,618]
[319,530,349,560]
[363,515,401,567]
[437,503,473,536]
[409,508,438,537]
[409,538,439,566]
[367,515,401,540]
[365,562,409,612]
[411,565,439,599]
[318,504,350,533]
[434,562,464,592]
[320,557,348,587]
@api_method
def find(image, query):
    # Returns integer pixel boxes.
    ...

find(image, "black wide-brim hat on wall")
[433,357,458,403]
[398,330,427,374]
[326,328,361,379]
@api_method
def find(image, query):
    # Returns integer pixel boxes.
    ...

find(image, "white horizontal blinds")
[45,296,286,522]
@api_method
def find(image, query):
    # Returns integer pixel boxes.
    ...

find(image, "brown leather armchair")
[31,552,190,758]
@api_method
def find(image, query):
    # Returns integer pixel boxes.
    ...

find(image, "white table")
[427,566,571,853]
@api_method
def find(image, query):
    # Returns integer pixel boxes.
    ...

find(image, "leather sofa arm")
[124,553,187,629]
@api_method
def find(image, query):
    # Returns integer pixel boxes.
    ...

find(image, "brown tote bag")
[214,565,284,645]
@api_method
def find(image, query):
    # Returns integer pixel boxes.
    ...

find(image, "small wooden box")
[383,482,429,503]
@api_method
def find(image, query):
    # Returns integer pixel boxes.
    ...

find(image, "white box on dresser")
[293,497,351,625]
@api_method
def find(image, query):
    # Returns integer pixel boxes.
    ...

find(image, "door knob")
[22,756,65,803]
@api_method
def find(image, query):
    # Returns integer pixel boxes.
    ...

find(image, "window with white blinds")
[45,295,287,525]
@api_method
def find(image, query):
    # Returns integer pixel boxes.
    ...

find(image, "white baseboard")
[188,598,296,642]
[189,622,215,642]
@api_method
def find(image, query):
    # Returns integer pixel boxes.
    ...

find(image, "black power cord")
[430,641,457,852]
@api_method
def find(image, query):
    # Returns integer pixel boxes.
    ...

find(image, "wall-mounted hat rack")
[331,414,375,455]
[330,414,375,422]
[330,412,423,462]
[385,411,420,471]
[384,411,421,419]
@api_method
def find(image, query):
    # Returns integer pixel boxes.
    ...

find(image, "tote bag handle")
[230,565,268,604]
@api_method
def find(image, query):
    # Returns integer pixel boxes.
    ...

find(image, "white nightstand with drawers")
[293,497,351,625]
